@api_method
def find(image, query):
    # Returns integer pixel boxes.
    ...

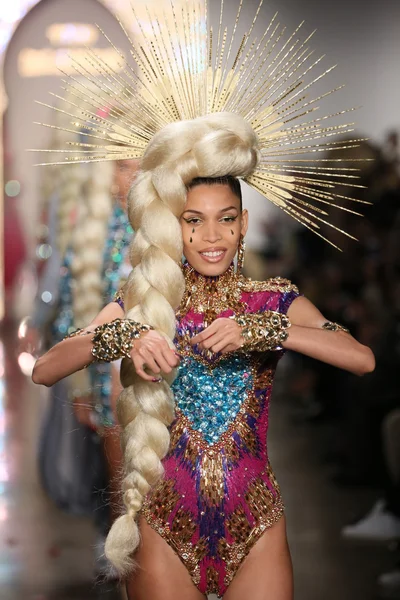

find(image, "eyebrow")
[182,206,239,216]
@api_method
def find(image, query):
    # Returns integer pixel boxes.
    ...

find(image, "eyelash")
[184,216,237,224]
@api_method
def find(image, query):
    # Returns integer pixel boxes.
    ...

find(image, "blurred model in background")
[74,156,138,574]
[24,100,139,578]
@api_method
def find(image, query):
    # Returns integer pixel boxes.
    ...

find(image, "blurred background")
[1,0,400,599]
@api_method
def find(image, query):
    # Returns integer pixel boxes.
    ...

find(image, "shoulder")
[240,276,299,295]
[239,276,300,314]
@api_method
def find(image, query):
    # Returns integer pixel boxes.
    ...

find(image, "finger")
[199,331,226,350]
[199,328,231,349]
[153,349,175,374]
[219,343,239,354]
[131,353,159,382]
[191,330,210,345]
[212,336,241,354]
[150,339,180,368]
[160,348,180,369]
[138,348,161,374]
[191,322,219,345]
[211,341,230,354]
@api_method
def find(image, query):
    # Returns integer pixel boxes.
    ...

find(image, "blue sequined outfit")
[51,248,75,343]
[88,203,133,427]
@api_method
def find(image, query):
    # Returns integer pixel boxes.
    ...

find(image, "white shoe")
[341,499,400,541]
[378,568,400,598]
[378,568,400,587]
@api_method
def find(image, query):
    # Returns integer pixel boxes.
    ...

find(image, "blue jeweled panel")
[171,354,253,444]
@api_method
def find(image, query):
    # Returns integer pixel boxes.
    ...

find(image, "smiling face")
[180,181,248,276]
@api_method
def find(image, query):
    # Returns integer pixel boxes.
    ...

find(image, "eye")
[220,215,237,223]
[184,217,202,224]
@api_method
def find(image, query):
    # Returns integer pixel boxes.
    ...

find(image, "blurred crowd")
[247,130,400,597]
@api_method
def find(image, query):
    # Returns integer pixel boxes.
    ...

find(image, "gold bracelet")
[113,288,125,308]
[64,327,88,339]
[322,321,349,333]
[90,318,153,362]
[233,311,291,352]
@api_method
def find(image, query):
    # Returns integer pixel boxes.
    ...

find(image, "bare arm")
[32,301,124,387]
[284,296,375,376]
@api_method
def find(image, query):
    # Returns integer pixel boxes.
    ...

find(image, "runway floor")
[0,323,395,600]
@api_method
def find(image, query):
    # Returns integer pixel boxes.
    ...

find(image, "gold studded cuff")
[322,321,350,333]
[64,327,89,339]
[233,311,291,352]
[90,318,153,362]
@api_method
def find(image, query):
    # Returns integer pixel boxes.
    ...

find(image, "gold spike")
[219,0,243,88]
[32,0,370,248]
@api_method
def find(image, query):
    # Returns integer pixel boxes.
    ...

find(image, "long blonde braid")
[105,113,259,575]
[70,160,114,328]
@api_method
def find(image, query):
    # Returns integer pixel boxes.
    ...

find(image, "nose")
[203,222,222,244]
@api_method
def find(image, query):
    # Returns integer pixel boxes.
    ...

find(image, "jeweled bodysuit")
[140,264,299,598]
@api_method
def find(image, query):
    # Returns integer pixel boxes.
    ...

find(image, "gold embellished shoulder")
[240,276,299,294]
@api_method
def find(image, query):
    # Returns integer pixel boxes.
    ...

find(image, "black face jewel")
[231,230,234,235]
[192,228,195,233]
[190,237,193,243]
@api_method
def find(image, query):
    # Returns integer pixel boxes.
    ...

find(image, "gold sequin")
[200,452,225,506]
[235,419,258,455]
[245,478,276,521]
[148,479,180,522]
[241,276,299,295]
[255,367,274,390]
[170,508,197,543]
[226,506,253,543]
[113,288,124,305]
[207,566,220,593]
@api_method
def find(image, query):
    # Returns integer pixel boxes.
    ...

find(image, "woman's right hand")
[130,330,180,381]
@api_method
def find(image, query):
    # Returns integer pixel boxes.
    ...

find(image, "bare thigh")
[126,518,207,600]
[224,516,293,600]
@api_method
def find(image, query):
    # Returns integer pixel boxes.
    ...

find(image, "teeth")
[201,251,224,257]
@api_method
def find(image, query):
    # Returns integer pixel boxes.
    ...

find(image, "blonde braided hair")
[70,160,114,328]
[105,112,259,574]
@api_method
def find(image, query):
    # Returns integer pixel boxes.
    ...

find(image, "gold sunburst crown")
[31,0,370,249]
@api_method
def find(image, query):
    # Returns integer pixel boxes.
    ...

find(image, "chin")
[187,255,234,277]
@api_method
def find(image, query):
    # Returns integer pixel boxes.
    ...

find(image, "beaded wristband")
[322,321,350,333]
[64,318,153,362]
[64,327,88,339]
[91,318,153,362]
[233,311,291,352]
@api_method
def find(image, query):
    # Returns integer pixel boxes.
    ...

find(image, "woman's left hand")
[191,318,244,354]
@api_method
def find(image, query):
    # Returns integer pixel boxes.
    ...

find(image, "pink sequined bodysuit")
[121,267,299,598]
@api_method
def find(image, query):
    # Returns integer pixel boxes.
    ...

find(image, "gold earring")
[237,235,245,273]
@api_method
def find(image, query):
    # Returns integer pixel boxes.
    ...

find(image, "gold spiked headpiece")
[32,0,368,248]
